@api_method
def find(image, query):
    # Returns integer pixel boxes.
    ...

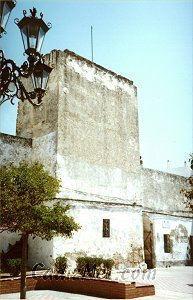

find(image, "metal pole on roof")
[91,25,94,62]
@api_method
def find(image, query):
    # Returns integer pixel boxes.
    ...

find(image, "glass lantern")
[0,0,16,35]
[31,60,52,93]
[16,8,50,56]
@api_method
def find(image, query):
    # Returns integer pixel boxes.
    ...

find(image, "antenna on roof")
[91,25,94,62]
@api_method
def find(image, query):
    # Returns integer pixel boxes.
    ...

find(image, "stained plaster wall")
[5,54,59,175]
[16,50,60,139]
[30,198,144,269]
[0,232,53,269]
[1,50,192,268]
[50,50,141,205]
[142,168,192,266]
[0,133,32,166]
[0,232,21,254]
[51,50,143,265]
[15,50,141,204]
[1,50,144,268]
[52,200,144,270]
[0,131,56,176]
[56,50,139,171]
[15,50,143,197]
[142,168,191,216]
[145,213,193,266]
[31,132,57,176]
[28,236,53,268]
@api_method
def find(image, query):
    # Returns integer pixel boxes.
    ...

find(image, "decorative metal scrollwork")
[47,22,52,29]
[0,50,44,106]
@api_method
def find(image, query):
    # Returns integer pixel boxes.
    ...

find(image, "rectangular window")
[103,219,110,237]
[164,234,171,253]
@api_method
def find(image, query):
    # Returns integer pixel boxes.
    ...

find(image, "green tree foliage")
[0,161,80,237]
[181,154,193,210]
[0,161,80,299]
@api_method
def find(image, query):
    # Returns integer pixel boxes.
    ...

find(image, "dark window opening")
[164,234,171,253]
[103,219,110,237]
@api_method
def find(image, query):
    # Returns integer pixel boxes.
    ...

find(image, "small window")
[164,234,171,253]
[103,219,110,237]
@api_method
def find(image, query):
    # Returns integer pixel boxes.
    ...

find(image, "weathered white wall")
[43,50,144,267]
[57,156,142,205]
[46,50,141,207]
[25,203,143,270]
[146,213,193,266]
[16,50,60,139]
[56,50,140,174]
[142,168,191,216]
[32,132,57,176]
[14,50,141,206]
[1,49,192,269]
[0,231,21,253]
[0,230,53,269]
[52,200,144,269]
[0,133,32,166]
[142,169,192,266]
[28,236,53,269]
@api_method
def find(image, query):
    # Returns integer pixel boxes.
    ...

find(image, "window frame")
[103,219,110,238]
[164,234,171,253]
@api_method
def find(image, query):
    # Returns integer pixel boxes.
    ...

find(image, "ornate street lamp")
[0,0,16,36]
[31,60,52,93]
[0,4,52,106]
[15,7,51,58]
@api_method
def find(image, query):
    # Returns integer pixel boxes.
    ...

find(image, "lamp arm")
[0,50,32,91]
[0,50,44,106]
[0,77,43,106]
[17,79,44,106]
[20,52,43,78]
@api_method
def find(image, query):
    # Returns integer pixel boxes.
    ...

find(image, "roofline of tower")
[47,49,134,87]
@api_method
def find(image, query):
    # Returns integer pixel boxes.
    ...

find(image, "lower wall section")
[156,260,193,267]
[0,276,155,299]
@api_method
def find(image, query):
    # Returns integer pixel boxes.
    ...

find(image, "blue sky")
[0,0,192,171]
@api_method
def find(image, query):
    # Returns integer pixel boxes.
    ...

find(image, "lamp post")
[0,2,52,106]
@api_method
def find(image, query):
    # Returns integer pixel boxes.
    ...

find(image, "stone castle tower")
[16,49,144,267]
[1,49,192,269]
